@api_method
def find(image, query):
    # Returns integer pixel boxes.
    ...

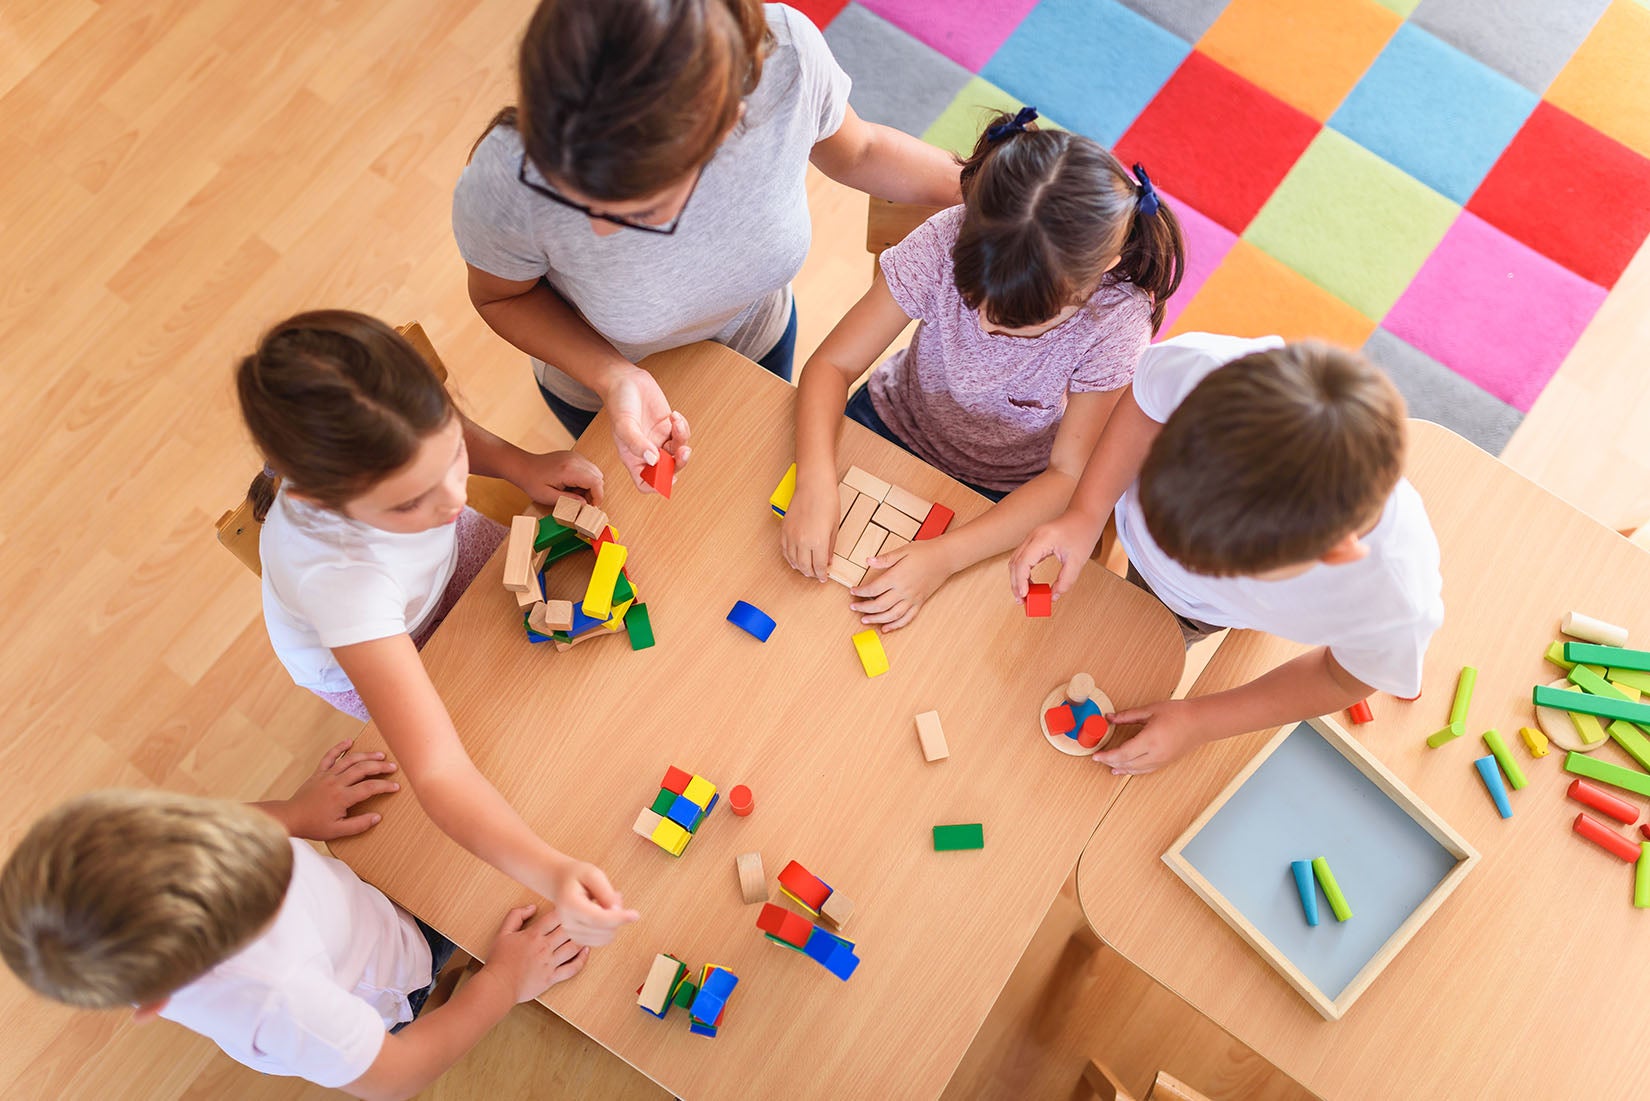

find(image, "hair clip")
[986,105,1039,142]
[1131,163,1160,217]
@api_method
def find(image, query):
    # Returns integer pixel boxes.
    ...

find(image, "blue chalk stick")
[1291,860,1319,926]
[727,600,776,641]
[1474,755,1513,818]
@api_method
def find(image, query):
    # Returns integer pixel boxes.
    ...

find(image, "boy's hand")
[1008,511,1105,601]
[515,450,605,508]
[1091,699,1208,775]
[605,366,690,491]
[850,540,951,632]
[478,905,590,1004]
[545,860,641,946]
[272,740,401,841]
[780,479,841,581]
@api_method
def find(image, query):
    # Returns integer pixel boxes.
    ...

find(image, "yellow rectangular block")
[842,465,891,502]
[770,462,797,513]
[582,541,628,618]
[683,775,717,810]
[652,818,690,856]
[604,598,633,630]
[778,886,820,916]
[853,628,889,677]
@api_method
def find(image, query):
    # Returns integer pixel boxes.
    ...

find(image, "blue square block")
[1329,24,1536,205]
[666,795,703,832]
[981,0,1189,147]
[699,968,738,1002]
[690,993,724,1023]
[689,1019,718,1037]
[821,943,861,981]
[803,926,838,965]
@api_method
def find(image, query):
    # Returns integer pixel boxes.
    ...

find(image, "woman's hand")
[605,366,690,491]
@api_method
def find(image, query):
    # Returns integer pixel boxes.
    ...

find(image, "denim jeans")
[392,918,459,1031]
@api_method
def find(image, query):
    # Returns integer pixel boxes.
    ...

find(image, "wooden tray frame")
[1161,715,1479,1020]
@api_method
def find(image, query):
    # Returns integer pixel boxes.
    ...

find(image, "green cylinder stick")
[1426,722,1464,749]
[1637,844,1650,910]
[1312,857,1352,922]
[1482,729,1526,790]
[1448,666,1477,729]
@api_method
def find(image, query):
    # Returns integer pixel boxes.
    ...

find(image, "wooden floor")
[0,2,1643,1098]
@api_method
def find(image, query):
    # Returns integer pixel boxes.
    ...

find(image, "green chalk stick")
[1546,641,1606,677]
[1533,685,1650,726]
[932,823,985,851]
[1426,722,1465,748]
[1565,752,1650,798]
[1312,857,1352,922]
[1565,642,1650,671]
[1569,663,1631,701]
[1482,729,1526,790]
[1637,844,1650,910]
[1448,666,1477,728]
[1608,667,1650,694]
[1608,720,1650,772]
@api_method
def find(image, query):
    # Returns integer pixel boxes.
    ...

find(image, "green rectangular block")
[672,980,698,1009]
[1533,685,1650,725]
[1565,642,1650,671]
[1609,667,1650,694]
[627,602,655,651]
[1568,664,1629,701]
[763,932,807,954]
[542,538,590,568]
[1637,844,1650,910]
[534,516,579,552]
[933,823,985,851]
[1608,720,1650,772]
[1482,729,1526,790]
[611,570,635,607]
[1564,752,1650,798]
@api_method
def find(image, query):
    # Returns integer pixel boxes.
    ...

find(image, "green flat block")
[534,516,579,552]
[1533,684,1650,725]
[1482,729,1526,790]
[1609,667,1650,694]
[611,570,635,607]
[1565,642,1650,672]
[1568,663,1630,701]
[933,823,985,851]
[1547,640,1606,676]
[1426,722,1464,748]
[1608,720,1650,773]
[1565,752,1650,798]
[542,538,590,568]
[763,932,807,954]
[649,788,675,815]
[627,602,655,651]
[672,980,698,1009]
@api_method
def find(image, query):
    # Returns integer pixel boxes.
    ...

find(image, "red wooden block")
[1348,699,1374,725]
[756,903,811,948]
[729,784,753,816]
[914,502,954,541]
[1025,583,1052,617]
[641,451,674,498]
[1574,812,1640,862]
[1642,823,1650,841]
[1076,714,1110,749]
[777,860,831,912]
[1045,704,1076,736]
[1568,779,1639,825]
[660,766,692,795]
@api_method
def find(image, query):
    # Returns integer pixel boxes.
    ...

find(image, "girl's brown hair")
[237,311,453,522]
[954,111,1185,332]
[478,0,770,200]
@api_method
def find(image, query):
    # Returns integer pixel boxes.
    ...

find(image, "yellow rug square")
[1545,1,1650,159]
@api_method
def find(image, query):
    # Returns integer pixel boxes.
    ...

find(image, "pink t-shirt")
[868,205,1153,492]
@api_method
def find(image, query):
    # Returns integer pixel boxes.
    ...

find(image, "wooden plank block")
[583,541,628,618]
[1566,642,1650,671]
[1534,684,1650,725]
[736,852,766,905]
[837,493,877,551]
[880,533,909,556]
[914,502,955,540]
[638,953,685,1013]
[515,570,544,607]
[847,523,888,568]
[829,556,866,587]
[842,465,891,502]
[837,481,857,522]
[872,501,921,541]
[915,710,948,762]
[1564,752,1650,798]
[503,515,537,591]
[883,484,933,523]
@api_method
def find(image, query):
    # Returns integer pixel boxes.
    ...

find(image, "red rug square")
[791,0,849,30]
[1467,101,1650,288]
[1115,51,1321,235]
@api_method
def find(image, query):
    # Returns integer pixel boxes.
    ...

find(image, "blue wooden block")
[1291,860,1319,927]
[820,942,860,981]
[727,600,776,641]
[690,993,723,1023]
[666,794,702,832]
[568,603,606,636]
[803,927,838,966]
[1474,756,1513,818]
[698,968,737,1003]
[688,1019,717,1037]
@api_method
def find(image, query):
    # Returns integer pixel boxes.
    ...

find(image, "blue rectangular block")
[698,968,738,1002]
[568,603,606,635]
[689,1020,717,1037]
[803,927,838,965]
[1291,859,1320,927]
[666,794,703,832]
[821,942,860,981]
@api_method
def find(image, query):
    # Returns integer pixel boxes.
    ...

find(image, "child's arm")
[342,904,587,1101]
[458,413,607,506]
[1093,648,1370,774]
[1008,386,1161,599]
[781,270,913,580]
[332,636,640,945]
[850,387,1123,631]
[254,740,401,841]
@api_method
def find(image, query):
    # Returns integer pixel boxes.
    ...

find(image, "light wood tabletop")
[331,342,1185,1100]
[1077,420,1650,1100]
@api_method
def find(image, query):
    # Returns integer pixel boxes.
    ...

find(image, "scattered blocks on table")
[1519,726,1550,758]
[1573,812,1641,862]
[819,890,854,931]
[914,502,954,541]
[1474,756,1514,819]
[1024,582,1052,618]
[640,450,674,498]
[1562,611,1628,648]
[915,710,948,762]
[1311,857,1352,922]
[933,823,985,851]
[727,600,776,642]
[503,515,537,592]
[1567,778,1639,824]
[728,784,753,816]
[769,462,797,516]
[1291,859,1320,927]
[1482,729,1527,790]
[652,818,691,857]
[777,860,831,914]
[626,602,654,650]
[1348,699,1374,725]
[842,465,891,502]
[852,629,889,677]
[1565,752,1650,798]
[582,540,628,619]
[736,851,765,904]
[638,953,687,1017]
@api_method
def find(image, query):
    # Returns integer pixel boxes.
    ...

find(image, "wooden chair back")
[865,197,946,263]
[1081,1061,1210,1101]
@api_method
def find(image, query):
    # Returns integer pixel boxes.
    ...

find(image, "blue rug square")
[981,0,1190,146]
[1330,24,1536,204]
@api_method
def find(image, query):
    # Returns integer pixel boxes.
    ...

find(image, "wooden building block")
[573,502,608,539]
[842,465,891,502]
[915,710,948,762]
[1565,642,1650,671]
[516,572,544,607]
[1608,720,1650,771]
[837,481,857,522]
[1637,844,1650,909]
[1565,752,1650,798]
[660,766,692,795]
[777,860,831,912]
[880,532,909,556]
[1567,778,1639,824]
[1562,611,1628,648]
[651,818,691,856]
[638,954,686,1014]
[728,784,753,816]
[1311,857,1352,921]
[1608,667,1650,693]
[883,484,933,523]
[872,501,921,541]
[582,541,628,619]
[503,514,537,591]
[852,629,888,677]
[829,556,866,587]
[633,808,664,839]
[735,852,765,904]
[769,463,797,514]
[682,775,717,810]
[540,599,574,632]
[626,602,655,650]
[1025,582,1052,617]
[1534,684,1650,725]
[1573,812,1640,862]
[819,890,854,931]
[933,823,984,851]
[530,547,550,574]
[914,502,954,540]
[837,492,877,550]
[1291,860,1319,927]
[1347,699,1374,725]
[552,495,584,525]
[641,450,674,498]
[847,523,888,567]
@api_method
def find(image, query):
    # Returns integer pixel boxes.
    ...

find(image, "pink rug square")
[1159,191,1238,332]
[861,0,1043,71]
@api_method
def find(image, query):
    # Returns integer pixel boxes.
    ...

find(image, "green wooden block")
[1637,844,1650,910]
[534,516,580,552]
[1564,642,1650,671]
[1448,666,1477,728]
[933,823,985,851]
[1425,722,1464,748]
[611,570,635,607]
[1545,641,1576,671]
[763,932,807,954]
[542,538,590,568]
[627,602,655,651]
[649,788,675,815]
[1608,720,1650,773]
[1533,685,1650,726]
[1608,667,1650,694]
[1568,663,1629,700]
[1564,752,1650,798]
[1481,729,1526,790]
[672,980,698,1009]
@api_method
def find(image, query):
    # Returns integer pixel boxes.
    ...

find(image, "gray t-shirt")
[453,4,851,410]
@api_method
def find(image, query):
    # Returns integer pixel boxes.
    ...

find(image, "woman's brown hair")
[477,0,770,200]
[237,311,453,522]
[954,110,1185,332]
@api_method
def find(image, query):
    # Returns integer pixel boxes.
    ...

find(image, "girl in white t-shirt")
[238,310,638,945]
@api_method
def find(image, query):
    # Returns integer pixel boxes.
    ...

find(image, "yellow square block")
[1167,240,1376,348]
[652,818,690,856]
[683,775,716,810]
[852,628,889,678]
[1199,0,1400,120]
[604,599,633,630]
[1546,1,1650,159]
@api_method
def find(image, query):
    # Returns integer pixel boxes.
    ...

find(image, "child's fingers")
[1108,707,1149,725]
[1053,551,1085,597]
[500,904,537,933]
[880,606,918,633]
[858,600,908,625]
[549,948,590,984]
[548,937,584,966]
[328,811,383,837]
[337,758,397,784]
[320,740,356,769]
[344,778,401,802]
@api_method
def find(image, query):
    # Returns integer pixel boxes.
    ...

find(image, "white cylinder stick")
[1561,611,1628,648]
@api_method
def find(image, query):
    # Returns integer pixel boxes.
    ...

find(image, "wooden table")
[1078,421,1650,1100]
[332,343,1185,1100]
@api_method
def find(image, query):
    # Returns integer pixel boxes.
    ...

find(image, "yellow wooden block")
[683,775,717,810]
[1608,679,1643,702]
[582,541,628,618]
[652,818,690,856]
[1518,726,1549,758]
[778,885,820,916]
[770,462,797,513]
[1569,710,1608,746]
[604,598,633,630]
[853,628,889,677]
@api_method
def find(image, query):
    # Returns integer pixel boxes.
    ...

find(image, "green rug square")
[1245,129,1458,318]
[1372,0,1420,15]
[920,76,1064,157]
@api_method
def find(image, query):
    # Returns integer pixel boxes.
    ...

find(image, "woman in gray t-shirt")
[453,0,960,489]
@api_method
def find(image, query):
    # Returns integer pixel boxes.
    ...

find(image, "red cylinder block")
[1348,699,1374,724]
[1568,779,1639,825]
[1076,714,1110,749]
[1574,813,1641,862]
[729,785,753,816]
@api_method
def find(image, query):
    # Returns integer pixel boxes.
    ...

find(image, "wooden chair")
[214,322,531,576]
[1080,1061,1210,1101]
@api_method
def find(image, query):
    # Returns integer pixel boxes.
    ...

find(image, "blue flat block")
[1291,859,1320,927]
[698,968,738,1002]
[688,1020,718,1037]
[803,927,838,965]
[639,1003,666,1020]
[568,603,607,635]
[690,993,723,1023]
[665,794,703,832]
[1474,755,1513,819]
[727,600,776,641]
[820,942,860,981]
[703,791,718,816]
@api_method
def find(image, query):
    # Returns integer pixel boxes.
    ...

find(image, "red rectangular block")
[914,502,954,541]
[755,902,812,948]
[1025,583,1052,618]
[777,860,831,912]
[1348,699,1373,724]
[641,451,674,498]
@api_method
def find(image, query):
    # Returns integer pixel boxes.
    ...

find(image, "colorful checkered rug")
[801,0,1650,454]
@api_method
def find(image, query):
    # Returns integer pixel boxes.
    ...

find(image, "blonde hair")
[0,791,293,1008]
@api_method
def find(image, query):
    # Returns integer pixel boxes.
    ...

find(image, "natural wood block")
[883,484,934,523]
[574,502,608,539]
[847,523,888,567]
[829,555,866,587]
[872,500,921,540]
[554,495,585,525]
[736,851,765,905]
[842,464,891,502]
[503,514,537,591]
[837,492,877,549]
[516,570,544,607]
[820,890,855,930]
[915,710,948,762]
[542,599,575,632]
[838,480,857,522]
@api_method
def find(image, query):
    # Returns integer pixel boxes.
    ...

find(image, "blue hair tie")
[1132,163,1160,217]
[986,106,1039,142]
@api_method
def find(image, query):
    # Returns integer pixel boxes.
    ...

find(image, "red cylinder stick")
[728,785,753,817]
[1347,699,1374,724]
[1568,779,1639,824]
[1573,813,1640,862]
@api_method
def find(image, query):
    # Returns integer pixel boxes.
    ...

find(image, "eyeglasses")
[517,154,702,236]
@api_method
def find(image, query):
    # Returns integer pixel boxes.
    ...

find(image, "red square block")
[777,860,831,912]
[1045,703,1076,736]
[660,766,692,795]
[756,902,813,948]
[641,451,674,498]
[1025,583,1052,618]
[1467,101,1650,288]
[1116,51,1321,234]
[914,502,954,541]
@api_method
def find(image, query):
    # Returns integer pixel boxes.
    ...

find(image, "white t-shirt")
[260,487,459,694]
[452,4,851,410]
[1116,333,1444,698]
[161,840,433,1088]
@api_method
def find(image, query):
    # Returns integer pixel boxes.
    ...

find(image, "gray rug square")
[1113,0,1228,43]
[1411,0,1611,93]
[826,4,973,136]
[1364,328,1523,455]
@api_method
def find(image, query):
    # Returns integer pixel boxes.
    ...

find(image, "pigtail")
[958,106,1039,200]
[246,469,278,524]
[1115,182,1185,334]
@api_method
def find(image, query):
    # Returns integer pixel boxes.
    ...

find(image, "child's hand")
[271,740,401,841]
[545,860,641,946]
[477,904,590,1004]
[850,539,952,632]
[780,479,842,581]
[1091,699,1207,775]
[1008,511,1105,601]
[515,450,605,508]
[605,365,690,491]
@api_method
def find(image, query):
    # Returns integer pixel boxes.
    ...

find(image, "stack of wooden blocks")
[769,463,955,588]
[632,766,719,857]
[637,954,740,1037]
[504,496,654,653]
